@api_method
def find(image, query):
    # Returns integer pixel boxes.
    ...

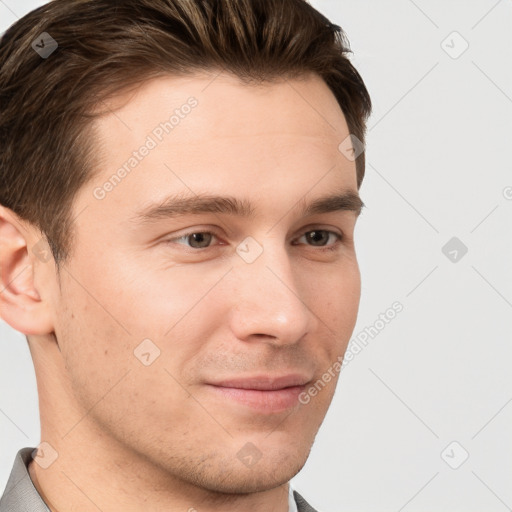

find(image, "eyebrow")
[129,190,364,225]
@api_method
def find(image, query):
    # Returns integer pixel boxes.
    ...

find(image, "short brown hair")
[0,0,372,266]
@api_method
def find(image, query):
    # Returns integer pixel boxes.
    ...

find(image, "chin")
[195,445,311,495]
[202,464,304,495]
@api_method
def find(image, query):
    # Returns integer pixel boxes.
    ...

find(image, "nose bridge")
[228,240,314,344]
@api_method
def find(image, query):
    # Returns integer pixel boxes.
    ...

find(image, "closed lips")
[207,374,311,390]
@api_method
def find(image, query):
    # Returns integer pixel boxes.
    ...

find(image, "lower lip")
[206,385,306,413]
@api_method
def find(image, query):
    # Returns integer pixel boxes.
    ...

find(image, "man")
[0,0,371,510]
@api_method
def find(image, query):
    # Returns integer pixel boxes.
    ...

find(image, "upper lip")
[208,374,311,391]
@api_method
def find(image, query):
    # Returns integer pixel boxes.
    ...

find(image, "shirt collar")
[288,482,299,512]
[0,447,50,511]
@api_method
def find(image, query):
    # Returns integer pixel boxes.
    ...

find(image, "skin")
[0,71,362,512]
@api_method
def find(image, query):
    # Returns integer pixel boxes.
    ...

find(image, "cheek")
[106,255,228,341]
[318,259,361,316]
[55,265,205,414]
[56,276,136,413]
[62,315,128,413]
[58,299,192,443]
[317,262,361,356]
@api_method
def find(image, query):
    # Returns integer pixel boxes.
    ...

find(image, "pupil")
[190,233,211,248]
[308,230,327,246]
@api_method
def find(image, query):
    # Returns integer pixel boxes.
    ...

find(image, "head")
[0,0,371,497]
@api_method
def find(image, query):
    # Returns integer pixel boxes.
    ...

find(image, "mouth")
[205,374,311,414]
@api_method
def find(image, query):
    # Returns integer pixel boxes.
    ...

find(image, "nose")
[227,243,317,346]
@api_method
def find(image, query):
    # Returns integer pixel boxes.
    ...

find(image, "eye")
[168,231,221,249]
[294,229,343,250]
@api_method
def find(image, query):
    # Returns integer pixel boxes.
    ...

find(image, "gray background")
[1,1,511,511]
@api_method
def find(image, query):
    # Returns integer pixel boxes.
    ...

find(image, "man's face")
[46,72,361,492]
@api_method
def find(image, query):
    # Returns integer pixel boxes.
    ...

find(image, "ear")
[0,205,54,335]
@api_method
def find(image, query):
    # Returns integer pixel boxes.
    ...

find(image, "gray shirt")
[0,447,318,512]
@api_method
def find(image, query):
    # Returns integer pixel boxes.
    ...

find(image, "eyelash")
[165,228,344,252]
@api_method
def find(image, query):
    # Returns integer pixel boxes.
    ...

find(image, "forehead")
[78,72,357,223]
[94,70,348,138]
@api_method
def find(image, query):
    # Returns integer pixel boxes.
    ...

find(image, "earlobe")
[0,206,55,336]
